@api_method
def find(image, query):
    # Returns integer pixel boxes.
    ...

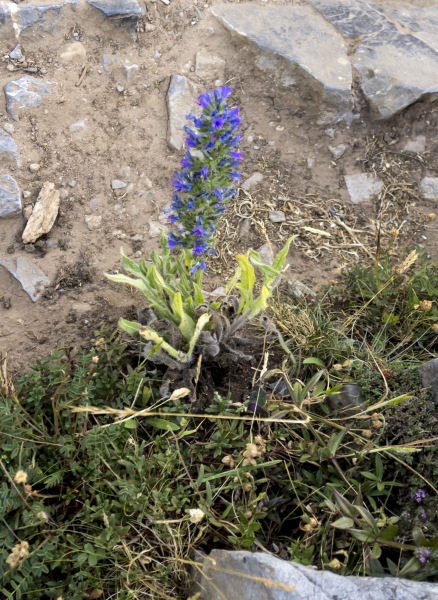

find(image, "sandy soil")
[0,0,437,374]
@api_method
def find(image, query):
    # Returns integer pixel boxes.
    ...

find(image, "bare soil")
[0,0,437,374]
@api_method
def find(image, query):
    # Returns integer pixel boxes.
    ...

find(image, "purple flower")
[229,151,244,162]
[192,244,207,255]
[411,489,426,503]
[212,116,225,129]
[200,166,208,179]
[186,137,198,148]
[193,226,204,237]
[420,509,427,521]
[220,86,232,99]
[415,548,431,564]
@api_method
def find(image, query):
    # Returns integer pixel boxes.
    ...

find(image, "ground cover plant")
[1,89,438,599]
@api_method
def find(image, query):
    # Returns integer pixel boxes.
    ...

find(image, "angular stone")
[0,257,50,302]
[384,5,438,53]
[403,135,426,154]
[0,2,78,41]
[4,76,57,121]
[0,175,21,219]
[192,550,438,600]
[344,173,383,204]
[307,0,388,37]
[0,132,19,168]
[85,215,102,231]
[420,177,438,201]
[418,359,438,406]
[167,75,197,151]
[22,182,60,243]
[269,210,285,223]
[124,63,139,81]
[149,222,167,237]
[256,243,273,266]
[326,384,364,413]
[241,172,264,191]
[9,46,23,60]
[328,143,347,159]
[195,50,226,81]
[87,0,141,32]
[111,179,126,190]
[60,42,87,63]
[212,5,352,113]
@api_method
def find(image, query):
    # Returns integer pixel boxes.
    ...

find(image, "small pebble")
[68,180,76,187]
[3,123,14,134]
[111,180,126,190]
[29,163,40,173]
[269,210,286,223]
[22,190,31,199]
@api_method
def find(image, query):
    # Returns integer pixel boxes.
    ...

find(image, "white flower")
[13,470,27,484]
[188,508,205,524]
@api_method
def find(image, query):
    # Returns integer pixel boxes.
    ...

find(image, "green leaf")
[370,543,382,560]
[225,266,242,295]
[375,454,384,481]
[187,313,210,359]
[327,425,351,457]
[106,273,149,295]
[302,357,325,367]
[171,291,195,341]
[380,524,398,541]
[124,419,137,429]
[193,283,204,305]
[118,318,141,335]
[331,517,354,529]
[146,417,180,431]
[236,255,255,312]
[273,236,296,271]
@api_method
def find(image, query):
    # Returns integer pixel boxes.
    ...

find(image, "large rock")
[0,175,21,219]
[192,550,438,600]
[167,75,197,151]
[344,173,383,204]
[212,5,352,115]
[0,132,19,168]
[0,1,78,41]
[22,182,60,243]
[420,177,438,201]
[86,0,142,31]
[4,76,57,121]
[418,359,438,406]
[0,257,50,302]
[308,0,438,119]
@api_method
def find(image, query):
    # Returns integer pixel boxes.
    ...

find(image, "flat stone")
[0,175,21,219]
[403,135,426,154]
[4,76,57,121]
[86,0,141,32]
[212,5,352,114]
[307,0,388,37]
[418,359,438,406]
[0,2,79,41]
[22,182,60,243]
[195,50,226,81]
[167,74,197,151]
[192,550,438,600]
[420,177,438,200]
[0,132,19,168]
[328,143,347,159]
[0,257,50,302]
[149,222,167,237]
[60,42,87,63]
[269,210,285,223]
[124,63,139,81]
[326,384,364,413]
[256,243,273,266]
[241,172,264,191]
[85,214,102,231]
[9,45,23,60]
[111,179,126,190]
[344,173,383,204]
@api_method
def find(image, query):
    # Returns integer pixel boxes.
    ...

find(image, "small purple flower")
[229,151,244,162]
[205,141,215,150]
[411,489,426,503]
[415,548,431,564]
[212,116,225,129]
[192,226,204,237]
[200,166,208,179]
[420,509,427,521]
[220,85,232,99]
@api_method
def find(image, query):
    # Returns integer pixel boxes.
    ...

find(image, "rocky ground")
[0,0,437,373]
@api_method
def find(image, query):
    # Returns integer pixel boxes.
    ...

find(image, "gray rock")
[0,2,78,41]
[195,50,226,81]
[286,275,314,298]
[167,75,197,151]
[149,221,167,237]
[403,135,426,154]
[420,177,438,200]
[111,179,126,190]
[0,175,21,219]
[3,123,14,134]
[0,257,50,302]
[4,76,57,121]
[241,172,264,191]
[85,214,102,231]
[344,173,383,204]
[29,163,40,173]
[212,5,352,114]
[269,210,285,223]
[192,550,438,600]
[328,143,347,159]
[124,63,139,81]
[308,0,438,119]
[9,45,23,60]
[87,0,141,31]
[418,358,438,406]
[0,132,19,168]
[326,384,364,413]
[256,243,273,266]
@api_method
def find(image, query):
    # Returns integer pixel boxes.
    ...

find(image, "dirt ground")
[0,0,437,374]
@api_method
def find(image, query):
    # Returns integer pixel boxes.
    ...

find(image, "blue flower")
[212,116,225,129]
[205,141,215,150]
[220,85,232,99]
[229,151,244,162]
[200,166,208,179]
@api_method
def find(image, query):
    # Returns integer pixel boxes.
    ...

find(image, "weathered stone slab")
[418,358,438,406]
[0,1,78,41]
[22,182,60,243]
[4,76,57,121]
[195,50,226,82]
[0,175,21,219]
[403,136,426,154]
[212,5,352,113]
[192,550,438,600]
[344,173,383,203]
[420,177,438,201]
[167,75,197,151]
[307,0,388,37]
[384,5,438,53]
[86,0,141,31]
[0,257,50,302]
[0,132,19,168]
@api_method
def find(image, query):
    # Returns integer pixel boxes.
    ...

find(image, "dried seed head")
[13,470,27,484]
[242,483,252,492]
[361,430,372,438]
[329,280,338,286]
[188,508,205,524]
[222,455,235,468]
[390,229,399,237]
[432,324,438,333]
[420,300,433,312]
[328,558,342,570]
[427,213,436,221]
[6,541,29,567]
[243,443,260,459]
[333,363,343,371]
[92,356,99,364]
[36,511,49,521]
